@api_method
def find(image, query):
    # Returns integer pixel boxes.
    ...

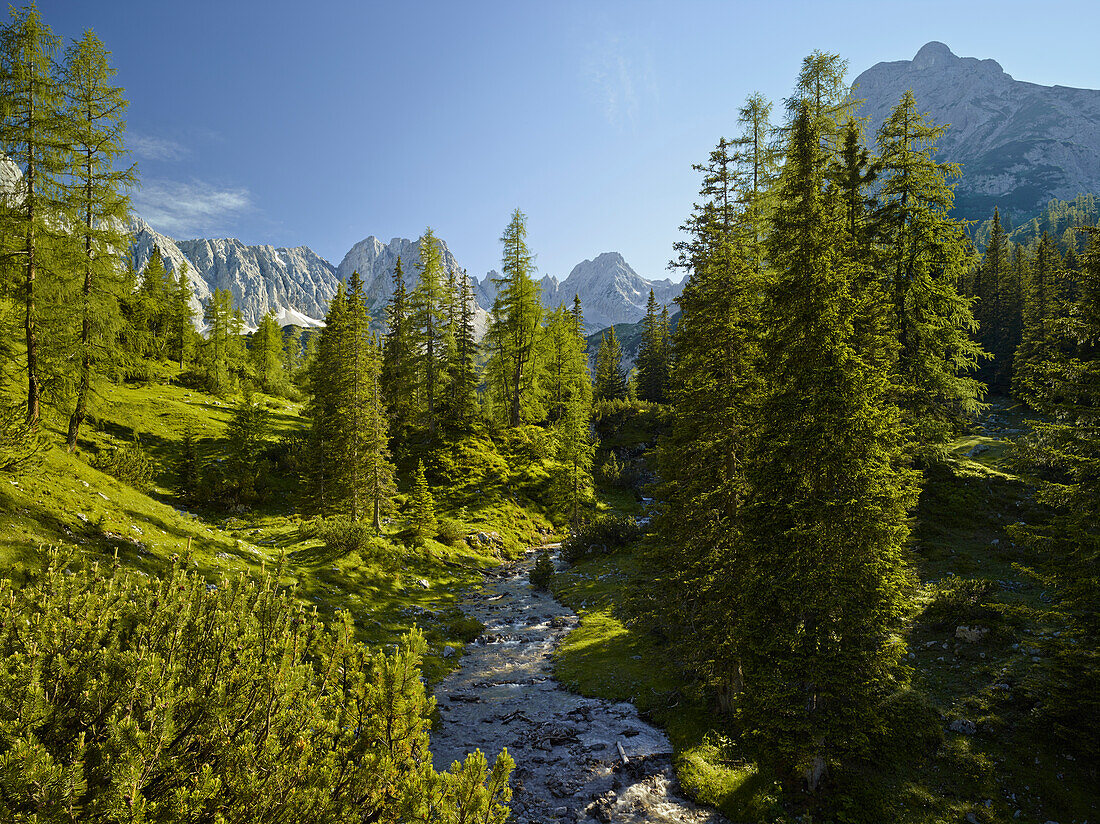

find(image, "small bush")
[447,613,485,643]
[321,519,368,557]
[561,514,643,563]
[93,438,156,492]
[436,517,466,547]
[530,549,555,590]
[922,577,997,629]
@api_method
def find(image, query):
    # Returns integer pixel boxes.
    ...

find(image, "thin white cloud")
[585,35,657,128]
[128,133,189,162]
[132,178,251,239]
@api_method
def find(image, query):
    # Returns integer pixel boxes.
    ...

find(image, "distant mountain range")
[6,41,1097,333]
[128,224,682,335]
[854,41,1100,226]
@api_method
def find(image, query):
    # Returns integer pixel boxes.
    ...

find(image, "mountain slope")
[853,41,1100,224]
[336,235,490,336]
[539,253,683,332]
[177,237,337,330]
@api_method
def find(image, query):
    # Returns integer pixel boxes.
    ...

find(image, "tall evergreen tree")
[593,327,626,402]
[636,289,670,403]
[0,4,67,425]
[308,275,396,524]
[61,29,135,451]
[450,267,479,423]
[488,208,543,426]
[410,459,436,543]
[873,90,985,456]
[249,310,285,394]
[410,230,446,434]
[381,256,415,431]
[1015,233,1063,405]
[1011,228,1100,758]
[734,105,917,789]
[168,265,195,368]
[542,305,590,423]
[307,283,347,511]
[202,287,241,397]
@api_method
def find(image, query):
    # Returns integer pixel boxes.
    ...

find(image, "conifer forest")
[0,6,1097,823]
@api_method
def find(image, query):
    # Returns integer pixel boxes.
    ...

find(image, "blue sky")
[41,0,1100,283]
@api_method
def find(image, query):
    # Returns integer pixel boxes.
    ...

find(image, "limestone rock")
[853,41,1100,222]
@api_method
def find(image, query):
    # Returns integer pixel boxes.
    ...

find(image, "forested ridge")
[0,5,1097,823]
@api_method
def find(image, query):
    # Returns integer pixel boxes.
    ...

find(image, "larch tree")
[488,208,543,426]
[61,29,135,451]
[0,4,67,425]
[249,310,285,394]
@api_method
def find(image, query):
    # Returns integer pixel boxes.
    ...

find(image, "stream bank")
[430,546,726,824]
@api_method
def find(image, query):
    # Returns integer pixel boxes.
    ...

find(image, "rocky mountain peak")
[853,42,1100,223]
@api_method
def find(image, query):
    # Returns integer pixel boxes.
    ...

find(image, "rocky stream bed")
[430,546,726,824]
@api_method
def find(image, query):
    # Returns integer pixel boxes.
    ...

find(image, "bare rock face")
[335,235,490,337]
[540,252,683,333]
[176,237,337,330]
[853,41,1100,222]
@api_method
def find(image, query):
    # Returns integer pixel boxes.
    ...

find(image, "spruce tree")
[734,105,917,788]
[410,459,436,543]
[593,327,626,402]
[636,289,669,402]
[1015,233,1063,405]
[381,255,415,431]
[307,283,348,512]
[488,208,543,426]
[872,90,985,456]
[249,310,285,394]
[1011,228,1100,757]
[451,267,479,423]
[410,230,446,434]
[61,29,135,451]
[0,4,67,425]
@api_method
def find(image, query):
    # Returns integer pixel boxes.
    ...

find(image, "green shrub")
[92,437,156,491]
[561,514,643,562]
[436,517,466,547]
[922,577,997,629]
[0,550,514,822]
[530,549,555,590]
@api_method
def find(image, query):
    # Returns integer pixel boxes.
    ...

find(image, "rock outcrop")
[176,237,337,330]
[539,253,683,332]
[853,41,1100,223]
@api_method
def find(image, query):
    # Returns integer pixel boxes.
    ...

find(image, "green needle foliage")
[872,89,985,458]
[593,327,626,402]
[0,3,68,425]
[1011,228,1100,758]
[487,208,543,426]
[410,459,436,544]
[0,550,514,822]
[60,28,135,452]
[733,105,918,790]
